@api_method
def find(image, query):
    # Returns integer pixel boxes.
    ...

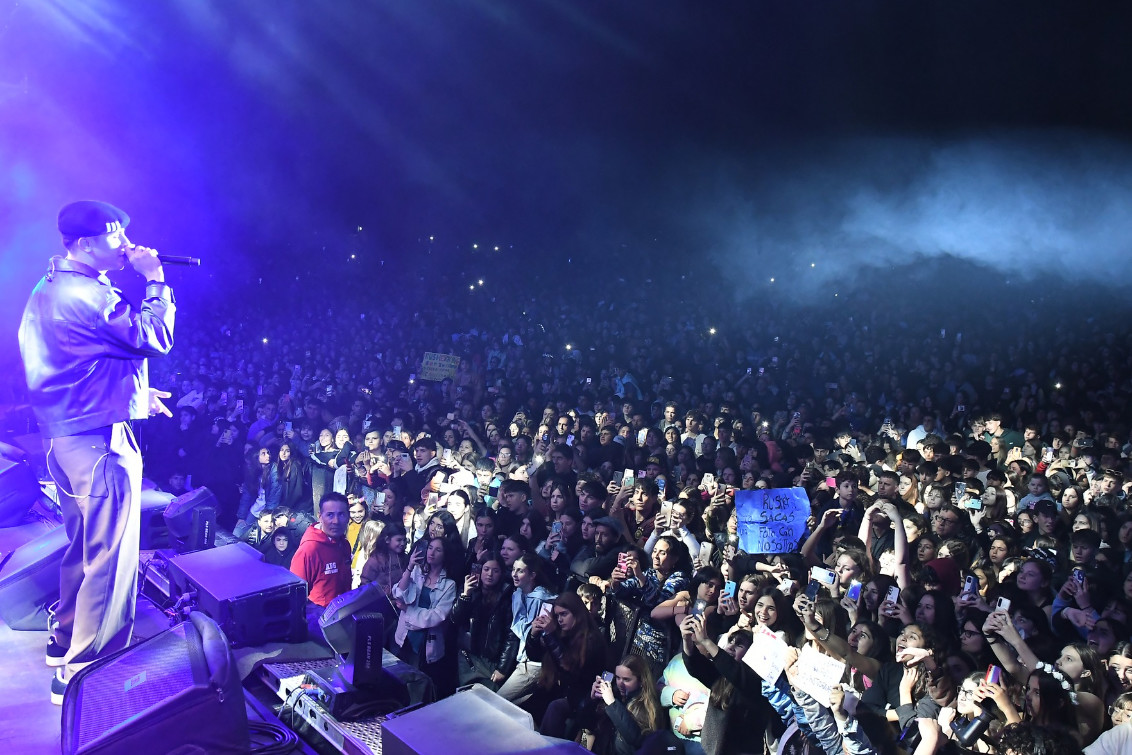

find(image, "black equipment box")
[166,541,308,646]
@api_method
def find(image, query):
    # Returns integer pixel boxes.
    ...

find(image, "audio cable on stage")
[247,719,300,754]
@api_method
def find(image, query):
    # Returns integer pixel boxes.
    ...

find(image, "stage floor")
[0,595,171,754]
[0,510,329,755]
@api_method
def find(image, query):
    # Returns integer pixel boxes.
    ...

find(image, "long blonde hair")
[618,655,662,736]
[355,520,385,562]
[351,519,385,588]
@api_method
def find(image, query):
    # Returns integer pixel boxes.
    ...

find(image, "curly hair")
[995,722,1081,755]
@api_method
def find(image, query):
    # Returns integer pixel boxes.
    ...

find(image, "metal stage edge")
[258,658,386,755]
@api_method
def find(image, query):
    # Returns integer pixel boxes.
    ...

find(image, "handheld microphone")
[157,254,201,266]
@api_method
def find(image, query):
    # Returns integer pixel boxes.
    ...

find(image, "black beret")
[57,200,130,238]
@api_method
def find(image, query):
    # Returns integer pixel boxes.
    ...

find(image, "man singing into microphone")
[18,200,176,704]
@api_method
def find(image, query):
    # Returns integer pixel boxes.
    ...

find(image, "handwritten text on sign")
[419,352,461,381]
[735,487,809,554]
[792,644,846,708]
[743,625,790,683]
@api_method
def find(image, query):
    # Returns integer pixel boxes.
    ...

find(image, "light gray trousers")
[47,422,142,679]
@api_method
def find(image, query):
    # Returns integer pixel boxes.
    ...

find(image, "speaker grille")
[75,623,206,750]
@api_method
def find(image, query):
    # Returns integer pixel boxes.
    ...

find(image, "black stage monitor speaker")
[62,611,249,755]
[0,440,41,527]
[0,522,67,629]
[163,487,217,553]
[166,541,308,646]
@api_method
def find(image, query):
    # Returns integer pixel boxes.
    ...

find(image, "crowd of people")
[131,270,1132,755]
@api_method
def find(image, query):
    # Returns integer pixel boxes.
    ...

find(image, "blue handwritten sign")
[735,488,809,554]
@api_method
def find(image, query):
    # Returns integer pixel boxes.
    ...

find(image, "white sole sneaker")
[46,638,67,667]
[50,670,67,706]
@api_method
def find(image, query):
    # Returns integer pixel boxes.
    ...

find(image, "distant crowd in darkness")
[137,278,1132,755]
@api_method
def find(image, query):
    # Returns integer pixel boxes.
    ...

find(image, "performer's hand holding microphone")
[124,241,164,282]
[125,241,200,283]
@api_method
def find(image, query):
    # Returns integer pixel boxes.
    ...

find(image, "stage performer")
[18,200,175,704]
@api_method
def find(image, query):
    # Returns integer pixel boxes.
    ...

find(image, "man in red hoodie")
[291,492,352,622]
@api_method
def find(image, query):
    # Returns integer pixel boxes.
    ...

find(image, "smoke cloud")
[687,132,1132,300]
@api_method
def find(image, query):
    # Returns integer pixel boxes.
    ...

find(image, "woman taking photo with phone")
[983,608,1106,743]
[308,428,339,514]
[410,509,466,581]
[611,536,692,673]
[679,613,765,755]
[651,565,726,628]
[538,508,586,590]
[392,536,458,697]
[590,655,664,755]
[452,552,517,689]
[525,592,608,738]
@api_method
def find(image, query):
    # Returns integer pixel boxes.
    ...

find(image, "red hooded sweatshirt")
[290,525,352,607]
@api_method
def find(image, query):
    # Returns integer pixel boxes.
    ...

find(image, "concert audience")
[116,273,1132,754]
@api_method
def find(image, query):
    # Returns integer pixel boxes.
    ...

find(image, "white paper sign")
[742,625,790,683]
[791,643,846,707]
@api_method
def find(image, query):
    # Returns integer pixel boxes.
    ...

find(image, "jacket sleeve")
[525,632,547,663]
[706,644,764,700]
[641,571,686,608]
[393,566,421,603]
[497,630,520,676]
[604,700,646,748]
[612,575,644,602]
[266,466,284,509]
[792,687,845,755]
[643,529,660,555]
[682,647,720,690]
[540,631,567,665]
[451,592,475,627]
[86,282,175,359]
[401,577,456,631]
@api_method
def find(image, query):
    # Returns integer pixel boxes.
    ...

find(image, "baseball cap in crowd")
[58,200,129,237]
[386,440,409,455]
[1032,500,1058,518]
[1046,471,1072,491]
[984,521,1017,542]
[593,516,627,542]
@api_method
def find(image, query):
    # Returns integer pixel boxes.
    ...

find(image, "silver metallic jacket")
[18,256,175,438]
